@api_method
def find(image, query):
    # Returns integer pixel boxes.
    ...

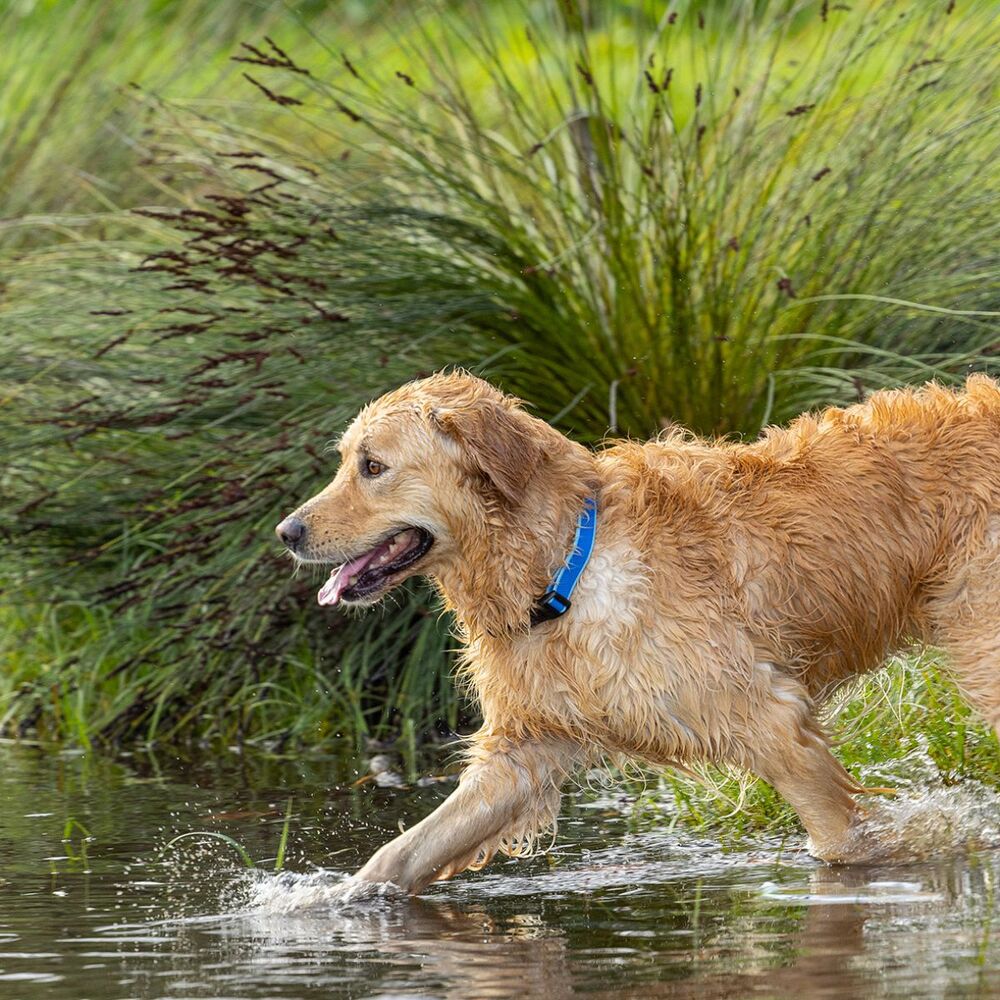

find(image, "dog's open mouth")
[317,527,433,606]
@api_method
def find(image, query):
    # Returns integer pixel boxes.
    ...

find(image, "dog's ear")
[431,400,540,505]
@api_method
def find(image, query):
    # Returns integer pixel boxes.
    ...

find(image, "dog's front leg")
[351,736,580,895]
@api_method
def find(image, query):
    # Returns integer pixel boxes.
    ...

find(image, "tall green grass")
[0,0,393,250]
[2,0,999,758]
[0,235,464,745]
[253,0,999,437]
[2,0,266,249]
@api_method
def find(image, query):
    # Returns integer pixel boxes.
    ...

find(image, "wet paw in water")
[813,781,1000,864]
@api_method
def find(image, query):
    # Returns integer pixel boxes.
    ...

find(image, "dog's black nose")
[276,515,307,550]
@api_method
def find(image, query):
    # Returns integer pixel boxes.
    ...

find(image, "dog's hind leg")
[351,736,581,895]
[929,529,1000,741]
[751,732,867,861]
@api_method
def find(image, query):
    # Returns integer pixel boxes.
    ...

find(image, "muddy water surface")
[0,742,998,999]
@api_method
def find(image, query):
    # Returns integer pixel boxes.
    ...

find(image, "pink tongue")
[317,544,388,606]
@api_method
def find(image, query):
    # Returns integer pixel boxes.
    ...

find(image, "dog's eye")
[364,459,385,478]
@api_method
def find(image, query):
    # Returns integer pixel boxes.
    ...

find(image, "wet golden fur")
[280,372,1000,893]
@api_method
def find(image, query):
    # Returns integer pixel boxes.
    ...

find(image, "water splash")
[817,767,1000,864]
[236,869,405,914]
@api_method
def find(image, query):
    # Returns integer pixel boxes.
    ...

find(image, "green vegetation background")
[2,0,998,828]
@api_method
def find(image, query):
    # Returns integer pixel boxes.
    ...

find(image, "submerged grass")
[1,0,999,823]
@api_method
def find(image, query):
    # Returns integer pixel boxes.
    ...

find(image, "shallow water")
[0,742,998,999]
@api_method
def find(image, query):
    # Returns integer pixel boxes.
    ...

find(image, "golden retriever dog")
[276,371,1000,894]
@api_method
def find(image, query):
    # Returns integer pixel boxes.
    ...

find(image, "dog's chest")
[566,537,649,630]
[474,538,734,757]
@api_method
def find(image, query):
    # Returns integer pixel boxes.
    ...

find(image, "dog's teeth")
[348,574,358,586]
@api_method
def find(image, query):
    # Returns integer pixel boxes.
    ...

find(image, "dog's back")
[602,375,1000,697]
[784,376,1000,687]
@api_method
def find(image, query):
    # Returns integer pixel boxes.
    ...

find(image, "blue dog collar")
[530,496,598,627]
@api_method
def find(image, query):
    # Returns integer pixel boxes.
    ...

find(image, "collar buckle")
[529,589,572,626]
